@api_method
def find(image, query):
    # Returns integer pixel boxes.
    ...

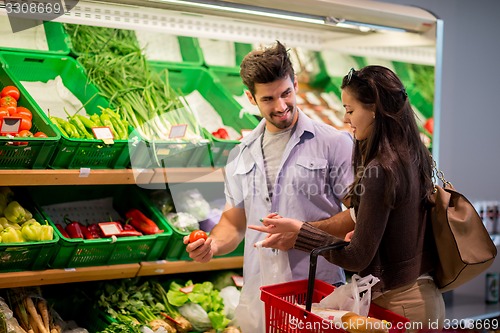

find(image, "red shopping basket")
[260,242,410,333]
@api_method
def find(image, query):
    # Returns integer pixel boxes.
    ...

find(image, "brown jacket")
[295,160,436,292]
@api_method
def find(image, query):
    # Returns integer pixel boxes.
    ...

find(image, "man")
[185,41,353,285]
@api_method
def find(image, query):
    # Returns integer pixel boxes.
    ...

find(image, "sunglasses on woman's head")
[346,67,356,85]
[345,68,367,86]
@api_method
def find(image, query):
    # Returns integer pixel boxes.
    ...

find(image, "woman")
[249,66,445,328]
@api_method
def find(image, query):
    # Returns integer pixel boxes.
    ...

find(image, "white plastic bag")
[234,241,293,333]
[318,274,380,317]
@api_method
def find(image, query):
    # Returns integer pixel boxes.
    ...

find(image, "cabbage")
[219,286,240,320]
[167,212,199,233]
[171,189,211,221]
[178,303,212,331]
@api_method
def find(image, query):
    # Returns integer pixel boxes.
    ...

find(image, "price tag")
[168,124,188,139]
[232,275,244,287]
[240,129,252,139]
[92,127,114,144]
[98,222,122,236]
[0,117,21,134]
[79,168,91,178]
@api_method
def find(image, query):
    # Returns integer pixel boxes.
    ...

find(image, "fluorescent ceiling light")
[152,0,326,25]
[151,0,407,32]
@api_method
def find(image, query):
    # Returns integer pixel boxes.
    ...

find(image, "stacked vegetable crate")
[0,56,60,169]
[28,185,173,268]
[0,188,59,272]
[0,19,70,55]
[137,187,244,261]
[0,51,131,169]
[63,24,213,169]
[148,63,259,168]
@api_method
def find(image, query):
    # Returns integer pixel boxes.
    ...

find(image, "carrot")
[28,314,39,333]
[24,297,48,333]
[37,299,50,333]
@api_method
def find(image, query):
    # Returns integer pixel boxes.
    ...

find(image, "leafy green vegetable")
[166,280,231,330]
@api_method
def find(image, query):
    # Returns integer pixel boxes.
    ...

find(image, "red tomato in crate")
[0,86,20,100]
[19,116,32,131]
[0,107,9,118]
[189,230,208,243]
[13,107,32,120]
[16,130,33,137]
[34,131,48,138]
[217,128,229,140]
[0,96,17,114]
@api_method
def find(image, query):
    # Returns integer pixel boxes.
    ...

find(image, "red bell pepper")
[55,223,70,238]
[87,223,103,238]
[116,230,143,237]
[63,216,84,239]
[81,225,99,239]
[125,209,163,235]
[122,219,143,235]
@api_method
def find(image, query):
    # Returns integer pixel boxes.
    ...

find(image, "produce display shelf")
[137,256,244,276]
[0,168,155,185]
[0,167,224,185]
[0,257,243,288]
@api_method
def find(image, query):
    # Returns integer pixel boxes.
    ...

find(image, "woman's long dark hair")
[341,66,433,208]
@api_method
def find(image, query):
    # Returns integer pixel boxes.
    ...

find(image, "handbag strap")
[432,158,452,191]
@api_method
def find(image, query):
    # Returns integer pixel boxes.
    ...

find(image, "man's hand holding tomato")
[183,230,217,263]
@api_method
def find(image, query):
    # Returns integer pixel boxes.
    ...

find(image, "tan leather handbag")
[429,164,497,292]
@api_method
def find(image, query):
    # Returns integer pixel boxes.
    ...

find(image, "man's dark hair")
[240,41,294,96]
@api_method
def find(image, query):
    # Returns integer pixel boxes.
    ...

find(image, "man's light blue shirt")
[224,110,354,284]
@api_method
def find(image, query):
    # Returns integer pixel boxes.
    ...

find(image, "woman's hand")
[261,232,297,251]
[248,215,304,234]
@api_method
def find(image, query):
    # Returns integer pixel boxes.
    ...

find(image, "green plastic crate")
[29,185,173,268]
[0,59,60,169]
[138,188,244,261]
[142,36,204,66]
[200,40,252,72]
[129,136,212,169]
[148,64,258,168]
[0,20,70,55]
[0,195,59,272]
[0,51,131,169]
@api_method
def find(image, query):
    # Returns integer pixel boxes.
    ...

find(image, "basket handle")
[306,241,349,312]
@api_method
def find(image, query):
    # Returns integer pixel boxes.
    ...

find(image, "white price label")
[168,124,188,139]
[98,222,122,236]
[0,117,21,134]
[92,127,114,144]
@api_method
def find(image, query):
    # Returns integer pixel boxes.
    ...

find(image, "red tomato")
[189,230,208,243]
[34,131,48,138]
[217,128,229,140]
[0,107,9,118]
[0,96,17,112]
[424,117,434,135]
[0,86,20,100]
[19,116,32,131]
[16,130,33,137]
[13,107,32,120]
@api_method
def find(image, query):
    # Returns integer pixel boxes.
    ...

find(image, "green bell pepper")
[1,227,25,243]
[0,186,14,202]
[3,201,26,224]
[21,220,42,241]
[39,224,54,241]
[0,217,9,229]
